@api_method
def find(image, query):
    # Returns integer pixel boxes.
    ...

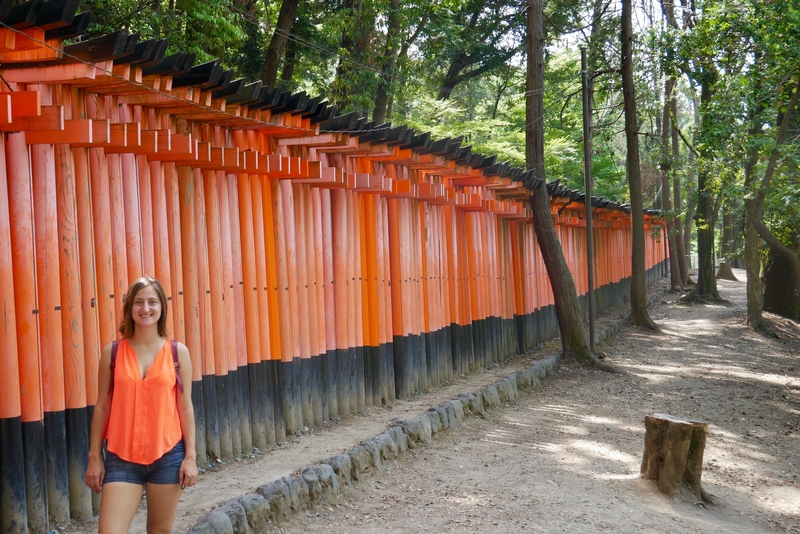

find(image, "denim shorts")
[104,440,185,486]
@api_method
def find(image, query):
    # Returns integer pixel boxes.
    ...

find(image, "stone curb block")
[188,354,563,533]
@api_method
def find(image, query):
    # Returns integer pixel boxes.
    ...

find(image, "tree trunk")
[671,94,689,285]
[331,0,375,111]
[661,79,681,290]
[661,0,689,287]
[763,254,800,320]
[526,0,615,371]
[260,0,300,88]
[373,0,401,124]
[641,413,713,503]
[621,0,657,328]
[683,81,721,301]
[743,198,763,328]
[716,204,737,280]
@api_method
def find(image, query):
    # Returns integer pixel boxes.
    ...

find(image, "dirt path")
[270,271,800,533]
[73,271,800,533]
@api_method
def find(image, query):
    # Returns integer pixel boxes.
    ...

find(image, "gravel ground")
[72,270,800,533]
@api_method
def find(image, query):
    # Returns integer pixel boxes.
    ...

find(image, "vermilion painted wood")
[260,177,281,360]
[236,174,262,365]
[178,166,202,382]
[164,162,186,344]
[31,141,66,413]
[6,132,42,422]
[217,173,238,372]
[202,170,229,377]
[72,147,100,406]
[249,175,273,361]
[0,136,22,419]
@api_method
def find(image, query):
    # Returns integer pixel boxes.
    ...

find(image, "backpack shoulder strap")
[171,340,184,394]
[108,340,120,395]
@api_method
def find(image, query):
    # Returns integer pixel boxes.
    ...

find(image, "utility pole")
[581,46,596,354]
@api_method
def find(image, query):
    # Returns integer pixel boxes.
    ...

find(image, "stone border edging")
[187,354,561,534]
[187,282,670,534]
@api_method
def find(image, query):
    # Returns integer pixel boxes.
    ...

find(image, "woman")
[85,277,198,533]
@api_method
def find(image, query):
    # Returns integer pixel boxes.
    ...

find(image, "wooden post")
[641,413,714,503]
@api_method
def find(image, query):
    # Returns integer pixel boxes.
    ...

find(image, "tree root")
[631,316,661,332]
[677,286,730,305]
[566,348,627,374]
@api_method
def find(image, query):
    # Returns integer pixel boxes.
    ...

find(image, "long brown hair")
[118,277,169,339]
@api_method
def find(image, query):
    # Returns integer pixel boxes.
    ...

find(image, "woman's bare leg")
[98,482,144,534]
[144,483,183,534]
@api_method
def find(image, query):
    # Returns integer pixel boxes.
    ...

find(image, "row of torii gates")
[0,4,667,532]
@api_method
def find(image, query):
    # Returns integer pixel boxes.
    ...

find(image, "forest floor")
[74,269,800,533]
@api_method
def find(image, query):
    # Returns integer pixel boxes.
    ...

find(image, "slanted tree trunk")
[621,0,657,328]
[641,413,713,503]
[716,203,737,280]
[526,0,616,371]
[260,0,300,88]
[751,75,800,307]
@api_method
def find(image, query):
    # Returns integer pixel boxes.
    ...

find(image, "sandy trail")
[73,271,800,533]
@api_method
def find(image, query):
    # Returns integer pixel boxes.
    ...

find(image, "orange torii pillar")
[0,135,27,534]
[273,178,302,435]
[31,138,70,525]
[332,188,354,410]
[53,141,92,522]
[236,174,269,450]
[178,165,208,467]
[255,175,281,443]
[311,188,331,419]
[320,188,339,419]
[6,131,48,532]
[220,172,249,457]
[201,169,233,461]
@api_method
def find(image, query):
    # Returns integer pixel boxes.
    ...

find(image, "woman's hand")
[179,456,198,489]
[85,455,105,494]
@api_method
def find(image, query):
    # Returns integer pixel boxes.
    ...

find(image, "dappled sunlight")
[751,486,800,517]
[568,439,640,465]
[595,472,641,481]
[441,493,487,507]
[629,372,678,383]
[709,368,800,387]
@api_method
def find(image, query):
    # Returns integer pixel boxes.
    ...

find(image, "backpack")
[108,340,184,394]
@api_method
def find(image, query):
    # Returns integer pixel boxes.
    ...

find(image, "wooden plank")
[1,91,41,117]
[0,60,110,83]
[151,129,171,151]
[0,27,17,52]
[71,119,110,147]
[0,105,63,132]
[13,28,46,52]
[0,94,11,124]
[0,38,62,63]
[104,128,156,154]
[26,119,92,145]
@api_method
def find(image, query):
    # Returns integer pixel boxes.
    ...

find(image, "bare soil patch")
[73,271,800,533]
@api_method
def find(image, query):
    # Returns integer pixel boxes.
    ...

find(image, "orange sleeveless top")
[105,339,183,464]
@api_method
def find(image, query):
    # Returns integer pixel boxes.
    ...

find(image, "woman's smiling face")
[131,285,162,330]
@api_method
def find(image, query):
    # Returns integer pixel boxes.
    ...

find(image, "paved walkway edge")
[187,284,670,534]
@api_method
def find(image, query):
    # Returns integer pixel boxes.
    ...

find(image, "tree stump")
[641,413,714,503]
